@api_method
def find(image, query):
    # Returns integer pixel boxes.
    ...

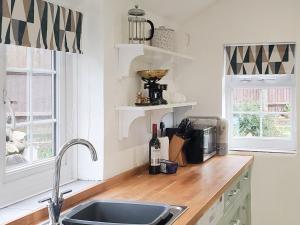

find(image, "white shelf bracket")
[117,45,144,77]
[118,110,145,140]
[117,102,196,140]
[149,108,174,132]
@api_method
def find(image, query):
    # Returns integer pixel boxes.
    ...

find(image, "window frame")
[0,45,77,207]
[224,74,297,152]
[5,47,58,170]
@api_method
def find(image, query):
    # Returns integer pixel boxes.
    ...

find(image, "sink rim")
[62,199,172,225]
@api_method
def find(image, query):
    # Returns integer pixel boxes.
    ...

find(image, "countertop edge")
[178,156,254,225]
[6,156,254,225]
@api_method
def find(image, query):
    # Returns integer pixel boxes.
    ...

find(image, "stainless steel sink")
[62,200,187,225]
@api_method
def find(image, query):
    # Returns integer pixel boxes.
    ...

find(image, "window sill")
[4,158,56,183]
[0,180,100,225]
[230,148,297,155]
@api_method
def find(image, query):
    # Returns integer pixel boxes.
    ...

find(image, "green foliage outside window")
[233,102,291,137]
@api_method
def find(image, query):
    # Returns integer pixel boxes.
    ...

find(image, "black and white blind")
[0,0,83,53]
[225,43,295,75]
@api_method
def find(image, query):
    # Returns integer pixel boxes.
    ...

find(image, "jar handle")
[146,20,154,41]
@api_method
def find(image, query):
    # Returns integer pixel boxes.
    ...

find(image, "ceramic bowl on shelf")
[137,69,169,79]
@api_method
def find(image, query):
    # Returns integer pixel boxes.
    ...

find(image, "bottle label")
[151,146,160,166]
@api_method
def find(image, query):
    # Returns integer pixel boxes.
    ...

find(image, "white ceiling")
[140,0,219,24]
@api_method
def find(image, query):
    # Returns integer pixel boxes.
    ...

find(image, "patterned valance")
[225,43,295,75]
[0,0,83,53]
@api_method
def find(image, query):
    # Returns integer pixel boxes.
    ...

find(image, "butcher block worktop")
[7,155,254,225]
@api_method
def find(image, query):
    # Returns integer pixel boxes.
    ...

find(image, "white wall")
[102,0,178,179]
[54,0,179,182]
[75,0,105,181]
[175,0,300,225]
[46,0,105,181]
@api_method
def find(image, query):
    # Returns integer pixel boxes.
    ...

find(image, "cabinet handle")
[232,219,241,225]
[209,214,215,223]
[228,189,239,197]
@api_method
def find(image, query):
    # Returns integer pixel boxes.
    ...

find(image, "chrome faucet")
[39,139,98,225]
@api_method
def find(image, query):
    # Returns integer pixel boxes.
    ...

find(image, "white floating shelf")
[117,102,197,111]
[116,44,195,77]
[117,102,197,140]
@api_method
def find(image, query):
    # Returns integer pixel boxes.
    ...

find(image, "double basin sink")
[61,200,187,225]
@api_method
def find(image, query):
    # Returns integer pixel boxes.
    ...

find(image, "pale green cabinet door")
[240,194,251,225]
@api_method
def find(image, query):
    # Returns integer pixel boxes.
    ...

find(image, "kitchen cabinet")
[197,168,252,225]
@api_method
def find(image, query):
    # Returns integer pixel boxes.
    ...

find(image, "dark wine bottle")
[149,124,161,175]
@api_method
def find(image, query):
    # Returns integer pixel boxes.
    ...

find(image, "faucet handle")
[60,189,72,199]
[38,197,52,204]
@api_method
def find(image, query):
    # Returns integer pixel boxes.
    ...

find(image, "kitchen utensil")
[137,69,169,79]
[159,137,169,160]
[152,26,175,51]
[160,160,178,174]
[160,121,165,137]
[184,126,217,163]
[169,135,187,166]
[188,117,229,156]
[135,92,151,106]
[128,5,154,44]
[137,70,169,105]
[217,118,229,156]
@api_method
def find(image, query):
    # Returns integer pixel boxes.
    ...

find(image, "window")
[0,43,79,207]
[5,45,58,170]
[0,44,77,207]
[224,43,297,152]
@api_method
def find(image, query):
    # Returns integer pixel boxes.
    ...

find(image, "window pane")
[6,45,27,68]
[5,47,57,170]
[6,126,29,169]
[31,124,54,161]
[32,48,52,70]
[32,73,53,120]
[6,72,29,123]
[262,88,292,112]
[232,88,260,112]
[263,114,291,137]
[233,114,260,137]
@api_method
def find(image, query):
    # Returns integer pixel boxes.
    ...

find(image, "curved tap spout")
[51,139,97,224]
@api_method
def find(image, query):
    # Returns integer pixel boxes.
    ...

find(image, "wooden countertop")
[7,155,253,225]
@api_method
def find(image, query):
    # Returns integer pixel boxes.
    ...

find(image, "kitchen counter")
[6,155,253,225]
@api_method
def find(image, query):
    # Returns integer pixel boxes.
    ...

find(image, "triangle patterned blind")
[0,0,83,54]
[225,43,295,75]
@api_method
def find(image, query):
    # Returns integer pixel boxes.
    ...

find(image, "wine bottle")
[149,124,161,175]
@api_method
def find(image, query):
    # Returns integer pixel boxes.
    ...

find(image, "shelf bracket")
[117,102,196,140]
[118,110,145,140]
[117,45,144,77]
[149,108,174,132]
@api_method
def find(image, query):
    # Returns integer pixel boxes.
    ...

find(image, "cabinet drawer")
[197,196,224,225]
[224,179,241,213]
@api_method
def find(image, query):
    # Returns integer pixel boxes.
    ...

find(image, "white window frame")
[0,45,77,207]
[224,74,297,152]
[5,47,58,171]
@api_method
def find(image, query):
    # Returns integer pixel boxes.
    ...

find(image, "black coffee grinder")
[143,77,168,105]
